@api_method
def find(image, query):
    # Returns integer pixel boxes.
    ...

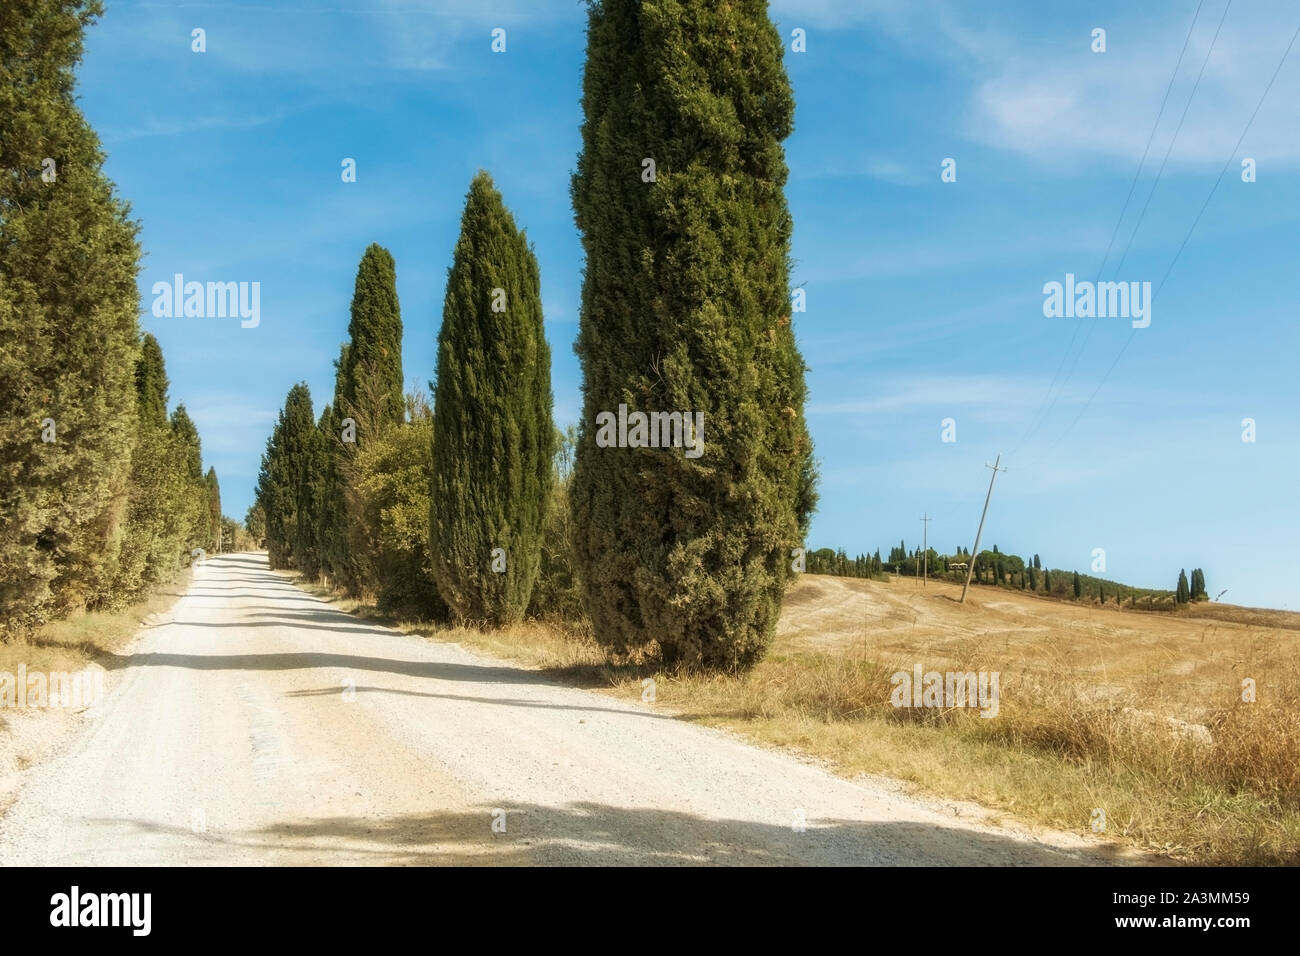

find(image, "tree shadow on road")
[86,799,1134,867]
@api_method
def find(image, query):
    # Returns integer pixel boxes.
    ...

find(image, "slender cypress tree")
[0,0,142,627]
[429,172,553,626]
[1072,570,1082,598]
[321,246,404,593]
[1176,568,1190,604]
[569,0,815,668]
[317,346,354,588]
[339,244,404,433]
[169,405,209,558]
[204,467,222,553]
[256,384,318,570]
[113,334,190,598]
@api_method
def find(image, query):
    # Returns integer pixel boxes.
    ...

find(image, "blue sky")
[78,0,1300,608]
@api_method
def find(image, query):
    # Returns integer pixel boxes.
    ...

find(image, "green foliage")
[0,0,144,631]
[1177,568,1191,604]
[429,172,554,626]
[112,335,194,601]
[169,405,209,559]
[339,244,405,432]
[569,0,814,669]
[255,383,320,571]
[319,246,405,594]
[244,503,266,547]
[527,426,585,622]
[204,467,222,553]
[353,394,446,619]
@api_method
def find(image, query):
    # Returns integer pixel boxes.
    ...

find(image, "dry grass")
[306,572,1300,865]
[0,574,191,714]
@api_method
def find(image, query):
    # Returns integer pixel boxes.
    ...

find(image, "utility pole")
[960,455,1006,604]
[919,513,931,586]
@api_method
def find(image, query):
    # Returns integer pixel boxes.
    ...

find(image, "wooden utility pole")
[960,456,1006,604]
[919,513,931,586]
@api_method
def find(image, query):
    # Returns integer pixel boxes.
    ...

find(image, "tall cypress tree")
[0,0,142,628]
[1176,568,1190,604]
[325,245,404,594]
[317,346,354,588]
[113,334,190,598]
[256,384,318,571]
[429,172,553,626]
[570,0,814,669]
[169,405,209,558]
[339,244,404,433]
[204,467,222,554]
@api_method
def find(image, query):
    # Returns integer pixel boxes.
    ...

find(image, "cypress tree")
[0,0,142,628]
[204,467,222,554]
[1190,567,1206,601]
[256,384,318,571]
[338,244,404,435]
[294,413,327,579]
[570,0,813,668]
[169,405,208,557]
[1072,570,1082,598]
[1176,568,1190,604]
[113,334,189,598]
[317,346,354,588]
[429,172,554,625]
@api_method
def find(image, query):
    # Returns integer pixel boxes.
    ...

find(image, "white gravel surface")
[0,553,1124,866]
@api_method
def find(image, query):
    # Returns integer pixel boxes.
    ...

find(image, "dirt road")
[0,553,1114,865]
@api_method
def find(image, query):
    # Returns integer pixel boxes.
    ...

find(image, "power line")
[1046,0,1233,411]
[1023,16,1300,465]
[1010,0,1208,458]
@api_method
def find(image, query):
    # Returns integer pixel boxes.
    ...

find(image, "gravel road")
[0,553,1119,866]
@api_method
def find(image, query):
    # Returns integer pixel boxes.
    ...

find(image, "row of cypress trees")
[0,0,222,639]
[255,0,816,671]
[255,173,554,627]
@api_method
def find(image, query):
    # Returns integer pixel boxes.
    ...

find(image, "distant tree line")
[805,538,1210,610]
[254,177,555,624]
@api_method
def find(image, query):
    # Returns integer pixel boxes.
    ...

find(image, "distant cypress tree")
[1033,554,1041,570]
[114,334,186,599]
[1072,570,1082,598]
[256,384,318,571]
[321,247,405,593]
[317,347,354,589]
[338,244,404,434]
[294,411,327,579]
[1190,567,1207,601]
[169,406,209,559]
[1176,568,1190,604]
[0,0,143,627]
[429,172,554,625]
[204,467,222,554]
